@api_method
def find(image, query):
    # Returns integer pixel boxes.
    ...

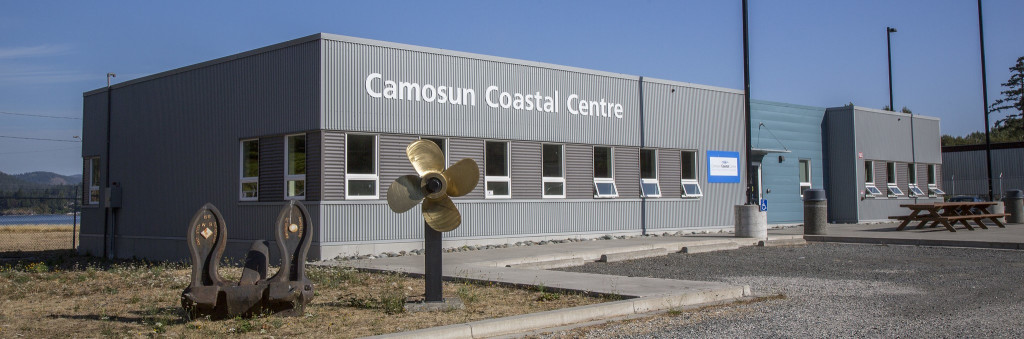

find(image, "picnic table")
[889,201,1009,232]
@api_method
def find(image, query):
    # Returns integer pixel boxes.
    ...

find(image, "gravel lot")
[547,243,1024,338]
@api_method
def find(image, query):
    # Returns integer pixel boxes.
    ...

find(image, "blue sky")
[1,0,1022,176]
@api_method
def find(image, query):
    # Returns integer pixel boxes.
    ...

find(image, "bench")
[890,202,1006,232]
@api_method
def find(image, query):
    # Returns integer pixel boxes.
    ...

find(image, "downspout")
[639,76,646,236]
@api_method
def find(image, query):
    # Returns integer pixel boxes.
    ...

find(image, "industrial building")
[81,33,944,261]
[941,142,1024,199]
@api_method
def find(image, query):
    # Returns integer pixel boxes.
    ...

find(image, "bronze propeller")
[386,140,479,232]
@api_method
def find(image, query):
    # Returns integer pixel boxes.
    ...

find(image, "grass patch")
[0,224,74,233]
[0,252,605,338]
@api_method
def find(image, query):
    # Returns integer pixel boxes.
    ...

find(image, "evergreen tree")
[990,56,1024,131]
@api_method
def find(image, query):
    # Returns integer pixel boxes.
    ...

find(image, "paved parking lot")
[549,242,1024,338]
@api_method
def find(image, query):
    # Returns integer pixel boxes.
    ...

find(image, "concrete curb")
[681,242,739,253]
[599,248,668,262]
[758,238,808,247]
[366,285,747,339]
[506,258,585,270]
[804,235,1024,250]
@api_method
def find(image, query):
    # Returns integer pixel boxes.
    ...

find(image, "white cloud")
[0,44,72,59]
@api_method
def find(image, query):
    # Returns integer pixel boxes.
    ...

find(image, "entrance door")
[751,162,763,202]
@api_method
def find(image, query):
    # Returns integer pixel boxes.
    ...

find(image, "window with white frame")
[240,139,259,201]
[864,160,881,197]
[908,163,924,197]
[346,134,378,199]
[420,137,448,166]
[927,164,944,196]
[640,149,661,197]
[542,144,565,198]
[886,162,903,196]
[593,146,618,198]
[798,159,811,198]
[86,157,100,205]
[680,150,702,198]
[285,134,306,199]
[485,141,511,198]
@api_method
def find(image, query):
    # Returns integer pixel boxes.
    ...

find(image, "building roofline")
[86,32,745,97]
[825,105,941,122]
[942,141,1024,153]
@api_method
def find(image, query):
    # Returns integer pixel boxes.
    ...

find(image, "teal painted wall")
[751,100,826,224]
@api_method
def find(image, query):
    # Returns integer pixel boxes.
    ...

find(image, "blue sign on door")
[759,199,768,212]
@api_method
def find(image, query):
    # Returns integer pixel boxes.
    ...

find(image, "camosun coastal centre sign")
[364,73,626,119]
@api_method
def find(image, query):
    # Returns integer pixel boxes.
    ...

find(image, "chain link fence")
[943,175,1024,200]
[0,197,80,257]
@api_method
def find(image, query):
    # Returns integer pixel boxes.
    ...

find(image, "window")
[864,160,880,197]
[346,134,378,199]
[86,157,100,205]
[680,150,702,198]
[640,149,661,197]
[886,162,903,197]
[239,139,259,201]
[542,144,565,198]
[593,146,618,198]
[421,137,448,166]
[285,134,306,199]
[485,141,510,198]
[798,159,811,198]
[927,164,945,196]
[908,163,924,197]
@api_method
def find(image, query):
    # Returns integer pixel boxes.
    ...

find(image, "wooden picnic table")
[889,201,1008,232]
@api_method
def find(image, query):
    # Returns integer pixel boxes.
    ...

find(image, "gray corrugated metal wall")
[824,107,859,222]
[378,134,418,198]
[79,39,322,259]
[614,147,640,198]
[565,144,593,199]
[321,37,642,146]
[259,136,284,202]
[307,131,322,201]
[658,149,682,198]
[511,141,542,199]
[322,131,345,200]
[942,148,1021,197]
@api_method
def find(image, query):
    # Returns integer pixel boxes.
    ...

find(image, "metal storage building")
[80,33,747,260]
[940,142,1024,198]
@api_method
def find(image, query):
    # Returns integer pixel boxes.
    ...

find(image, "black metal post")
[742,0,754,205]
[887,27,896,111]
[423,222,443,302]
[978,0,994,201]
[103,85,112,258]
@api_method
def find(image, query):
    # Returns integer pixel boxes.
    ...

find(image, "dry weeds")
[0,234,606,338]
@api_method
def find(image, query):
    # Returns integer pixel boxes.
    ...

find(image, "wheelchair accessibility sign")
[759,199,768,212]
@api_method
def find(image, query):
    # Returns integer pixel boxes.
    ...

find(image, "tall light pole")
[978,0,994,201]
[742,0,754,205]
[887,27,897,111]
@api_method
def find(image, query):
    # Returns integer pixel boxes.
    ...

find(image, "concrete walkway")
[318,233,802,338]
[772,222,1024,249]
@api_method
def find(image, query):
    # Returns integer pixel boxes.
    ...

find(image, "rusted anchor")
[181,201,315,319]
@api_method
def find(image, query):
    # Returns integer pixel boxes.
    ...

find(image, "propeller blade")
[386,175,425,213]
[443,158,480,197]
[407,140,445,176]
[422,195,461,232]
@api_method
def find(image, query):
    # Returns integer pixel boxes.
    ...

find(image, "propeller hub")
[421,172,448,200]
[425,177,443,194]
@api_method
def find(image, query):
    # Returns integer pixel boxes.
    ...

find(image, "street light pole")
[978,0,994,201]
[887,27,897,111]
[742,0,754,205]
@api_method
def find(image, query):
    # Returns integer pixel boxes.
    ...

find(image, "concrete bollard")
[803,189,828,235]
[1004,190,1024,224]
[735,204,767,240]
[990,201,1005,223]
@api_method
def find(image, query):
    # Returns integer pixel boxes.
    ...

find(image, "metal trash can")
[803,189,828,235]
[1004,190,1024,224]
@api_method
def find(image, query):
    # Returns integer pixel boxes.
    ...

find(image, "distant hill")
[14,171,81,186]
[0,171,35,191]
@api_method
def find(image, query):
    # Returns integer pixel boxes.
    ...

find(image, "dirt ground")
[0,232,607,338]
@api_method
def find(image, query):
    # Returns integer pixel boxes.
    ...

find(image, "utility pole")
[742,0,754,205]
[978,0,994,201]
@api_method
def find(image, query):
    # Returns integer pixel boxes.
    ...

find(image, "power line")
[0,135,81,143]
[0,111,81,120]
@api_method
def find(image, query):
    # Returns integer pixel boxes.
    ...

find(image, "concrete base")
[734,205,767,241]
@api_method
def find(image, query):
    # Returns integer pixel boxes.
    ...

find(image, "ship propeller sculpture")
[386,140,479,302]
